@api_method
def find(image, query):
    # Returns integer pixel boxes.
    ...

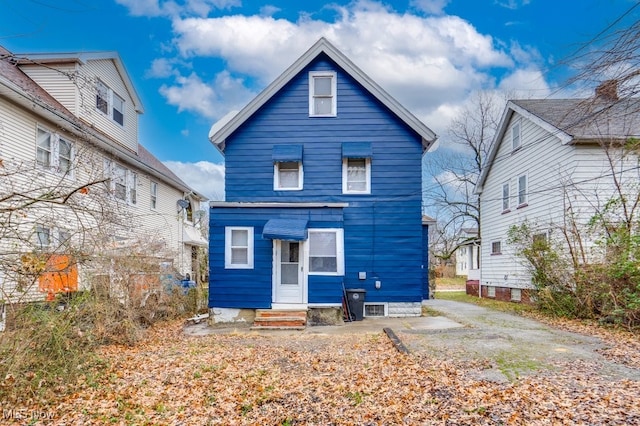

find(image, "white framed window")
[308,228,344,275]
[309,71,337,117]
[36,128,74,176]
[96,79,125,126]
[518,174,527,206]
[487,286,496,298]
[36,225,51,249]
[150,181,158,210]
[225,227,254,269]
[342,158,371,194]
[104,159,137,205]
[274,161,303,190]
[512,120,521,150]
[364,303,388,317]
[502,182,510,211]
[511,288,522,302]
[491,241,502,255]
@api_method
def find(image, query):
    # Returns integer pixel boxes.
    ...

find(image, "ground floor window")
[487,286,496,298]
[308,228,344,275]
[511,288,522,302]
[225,227,254,269]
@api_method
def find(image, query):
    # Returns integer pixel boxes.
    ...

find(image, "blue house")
[208,38,437,324]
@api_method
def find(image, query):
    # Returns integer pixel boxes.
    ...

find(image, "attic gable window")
[309,71,337,117]
[512,121,521,150]
[96,79,125,126]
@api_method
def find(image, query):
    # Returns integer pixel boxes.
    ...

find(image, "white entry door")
[273,240,305,304]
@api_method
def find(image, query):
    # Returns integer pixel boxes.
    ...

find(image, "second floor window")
[96,79,125,126]
[104,159,137,205]
[502,182,510,212]
[36,128,74,175]
[150,182,158,210]
[518,174,527,206]
[273,145,303,190]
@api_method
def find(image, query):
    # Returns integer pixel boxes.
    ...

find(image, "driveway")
[186,299,640,383]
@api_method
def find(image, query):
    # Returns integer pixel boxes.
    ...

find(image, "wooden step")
[252,309,307,329]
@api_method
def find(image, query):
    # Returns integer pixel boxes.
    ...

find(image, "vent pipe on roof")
[595,79,619,101]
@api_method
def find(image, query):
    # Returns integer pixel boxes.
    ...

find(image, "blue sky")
[0,0,637,200]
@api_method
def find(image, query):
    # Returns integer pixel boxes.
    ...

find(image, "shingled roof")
[0,45,198,198]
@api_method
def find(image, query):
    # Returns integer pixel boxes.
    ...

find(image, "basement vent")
[364,303,386,317]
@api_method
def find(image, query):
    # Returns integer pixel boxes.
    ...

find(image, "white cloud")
[259,5,281,16]
[498,68,551,98]
[164,160,225,201]
[158,70,254,119]
[115,0,163,17]
[169,0,518,122]
[146,58,177,78]
[410,0,450,15]
[116,0,240,18]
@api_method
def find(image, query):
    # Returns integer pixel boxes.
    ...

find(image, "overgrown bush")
[0,281,197,404]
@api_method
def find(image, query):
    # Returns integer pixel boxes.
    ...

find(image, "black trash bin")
[346,288,366,321]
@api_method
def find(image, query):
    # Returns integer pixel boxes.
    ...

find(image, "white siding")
[19,63,79,115]
[480,113,576,289]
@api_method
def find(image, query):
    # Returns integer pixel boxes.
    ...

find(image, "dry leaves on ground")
[10,318,638,425]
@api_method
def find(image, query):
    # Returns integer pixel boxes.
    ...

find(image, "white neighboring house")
[455,227,479,277]
[475,87,640,303]
[0,46,207,322]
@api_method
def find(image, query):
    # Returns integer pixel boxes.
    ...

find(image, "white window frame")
[502,182,510,212]
[518,174,527,206]
[225,227,254,269]
[36,127,74,177]
[150,181,158,210]
[491,240,502,255]
[104,159,137,205]
[308,228,344,276]
[342,157,371,194]
[487,286,496,298]
[309,71,337,117]
[511,288,522,302]
[512,120,521,150]
[274,161,303,190]
[96,79,125,127]
[36,225,51,249]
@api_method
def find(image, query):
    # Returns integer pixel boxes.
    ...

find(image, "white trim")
[308,228,344,276]
[271,303,308,310]
[224,227,254,269]
[309,71,337,117]
[342,157,371,194]
[274,161,304,191]
[307,303,342,308]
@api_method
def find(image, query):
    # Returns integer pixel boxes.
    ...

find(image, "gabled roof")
[0,45,201,199]
[15,50,144,114]
[475,97,640,194]
[209,37,437,153]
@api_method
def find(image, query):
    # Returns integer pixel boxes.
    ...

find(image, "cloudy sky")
[1,0,637,200]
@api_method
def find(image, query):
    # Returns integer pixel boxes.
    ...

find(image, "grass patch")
[434,277,466,289]
[435,291,535,315]
[495,352,545,382]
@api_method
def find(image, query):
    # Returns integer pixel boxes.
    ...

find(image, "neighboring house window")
[96,79,125,126]
[518,174,527,206]
[512,120,521,150]
[308,229,344,275]
[225,227,254,269]
[185,199,194,223]
[36,225,50,249]
[150,182,158,210]
[104,159,137,205]
[491,241,502,255]
[36,128,74,175]
[511,288,522,302]
[309,71,337,116]
[502,182,510,212]
[57,230,71,249]
[273,145,303,190]
[487,286,496,298]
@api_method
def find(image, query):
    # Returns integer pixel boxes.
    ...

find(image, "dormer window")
[96,79,125,126]
[309,71,336,117]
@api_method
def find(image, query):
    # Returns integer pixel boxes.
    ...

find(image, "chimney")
[595,79,619,101]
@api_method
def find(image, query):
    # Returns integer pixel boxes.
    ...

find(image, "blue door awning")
[272,145,303,162]
[262,218,308,241]
[342,142,372,158]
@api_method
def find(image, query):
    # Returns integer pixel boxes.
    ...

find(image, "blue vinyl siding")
[209,54,426,309]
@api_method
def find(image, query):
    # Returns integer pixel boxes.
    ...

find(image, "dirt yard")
[15,300,640,425]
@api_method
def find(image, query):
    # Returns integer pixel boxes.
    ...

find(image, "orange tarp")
[38,254,78,296]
